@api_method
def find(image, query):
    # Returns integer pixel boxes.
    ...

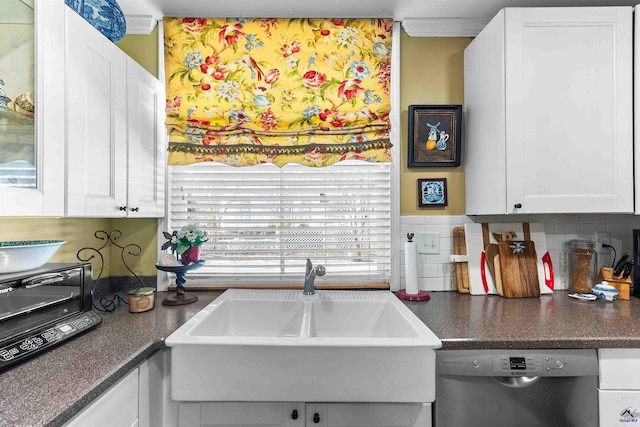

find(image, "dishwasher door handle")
[492,376,541,388]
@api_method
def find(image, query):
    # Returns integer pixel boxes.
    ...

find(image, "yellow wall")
[117,26,160,78]
[0,30,470,278]
[400,34,471,215]
[0,218,157,277]
[109,218,158,276]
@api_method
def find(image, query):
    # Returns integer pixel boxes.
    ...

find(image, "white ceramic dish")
[592,282,619,302]
[0,240,66,274]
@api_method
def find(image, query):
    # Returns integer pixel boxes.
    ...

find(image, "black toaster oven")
[0,263,101,372]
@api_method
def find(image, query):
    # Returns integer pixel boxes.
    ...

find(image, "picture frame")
[408,105,462,167]
[418,178,448,207]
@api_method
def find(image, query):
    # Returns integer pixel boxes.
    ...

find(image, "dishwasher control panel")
[493,355,564,375]
[437,349,599,377]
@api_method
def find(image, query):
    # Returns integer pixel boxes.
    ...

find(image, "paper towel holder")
[396,289,430,301]
[397,233,431,301]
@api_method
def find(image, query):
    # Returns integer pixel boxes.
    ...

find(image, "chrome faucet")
[303,258,326,295]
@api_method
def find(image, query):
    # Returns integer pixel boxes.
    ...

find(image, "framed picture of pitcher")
[408,105,462,167]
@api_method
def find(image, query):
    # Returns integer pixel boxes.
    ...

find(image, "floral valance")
[163,17,393,167]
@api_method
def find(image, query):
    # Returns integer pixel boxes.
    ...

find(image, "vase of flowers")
[180,245,200,265]
[162,224,208,266]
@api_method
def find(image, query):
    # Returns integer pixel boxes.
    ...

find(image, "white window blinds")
[169,160,391,287]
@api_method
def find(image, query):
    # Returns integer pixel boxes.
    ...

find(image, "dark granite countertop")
[0,291,223,427]
[406,290,640,350]
[2,289,640,426]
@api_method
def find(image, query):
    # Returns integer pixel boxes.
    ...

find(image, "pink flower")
[260,108,277,131]
[166,96,182,108]
[338,79,364,101]
[302,70,327,90]
[378,19,394,33]
[280,41,302,57]
[305,148,325,162]
[219,23,245,47]
[376,58,392,94]
[319,109,347,128]
[265,68,280,84]
[200,56,228,81]
[340,152,366,161]
[181,18,207,35]
[166,96,182,115]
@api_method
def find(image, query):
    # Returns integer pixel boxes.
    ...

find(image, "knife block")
[597,267,631,300]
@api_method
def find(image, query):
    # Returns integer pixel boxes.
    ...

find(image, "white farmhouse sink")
[166,289,441,403]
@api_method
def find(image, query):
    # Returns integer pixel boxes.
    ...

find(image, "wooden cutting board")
[485,243,502,295]
[452,227,469,293]
[498,240,540,298]
[463,222,554,295]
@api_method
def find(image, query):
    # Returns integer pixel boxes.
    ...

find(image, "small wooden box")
[597,267,631,300]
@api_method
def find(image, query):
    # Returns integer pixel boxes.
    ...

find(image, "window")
[159,21,401,290]
[168,160,392,287]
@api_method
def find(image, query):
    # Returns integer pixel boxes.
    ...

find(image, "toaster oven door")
[0,264,101,371]
[0,267,84,343]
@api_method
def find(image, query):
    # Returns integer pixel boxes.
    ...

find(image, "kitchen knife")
[613,253,629,277]
[622,260,634,279]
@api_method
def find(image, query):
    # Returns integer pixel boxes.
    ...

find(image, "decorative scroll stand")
[155,260,204,306]
[76,230,145,312]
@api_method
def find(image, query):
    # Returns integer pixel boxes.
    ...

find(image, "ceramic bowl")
[0,240,66,274]
[64,0,127,42]
[592,282,620,302]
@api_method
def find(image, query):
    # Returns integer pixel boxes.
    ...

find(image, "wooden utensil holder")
[597,267,631,300]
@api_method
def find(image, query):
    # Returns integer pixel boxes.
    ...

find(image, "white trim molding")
[125,14,157,34]
[402,17,489,37]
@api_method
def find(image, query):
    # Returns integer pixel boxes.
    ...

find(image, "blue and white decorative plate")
[65,0,127,42]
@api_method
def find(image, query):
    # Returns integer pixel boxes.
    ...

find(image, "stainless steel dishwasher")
[434,349,598,427]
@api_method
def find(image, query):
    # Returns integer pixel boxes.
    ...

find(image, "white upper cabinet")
[0,0,165,217]
[0,0,65,216]
[65,4,128,217]
[63,1,165,218]
[464,7,633,215]
[126,57,165,217]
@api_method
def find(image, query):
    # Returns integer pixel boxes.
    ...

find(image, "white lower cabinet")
[177,402,431,427]
[64,350,167,427]
[64,368,139,427]
[306,403,431,427]
[598,349,640,426]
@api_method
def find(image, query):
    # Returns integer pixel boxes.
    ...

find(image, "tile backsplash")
[401,214,639,292]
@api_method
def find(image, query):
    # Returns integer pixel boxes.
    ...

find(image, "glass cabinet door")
[0,0,35,189]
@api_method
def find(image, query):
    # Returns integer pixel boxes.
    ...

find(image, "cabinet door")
[64,368,139,427]
[65,5,127,217]
[179,402,305,427]
[463,10,507,215]
[126,58,165,217]
[0,0,65,216]
[599,348,640,390]
[505,7,632,213]
[308,404,431,427]
[138,350,164,427]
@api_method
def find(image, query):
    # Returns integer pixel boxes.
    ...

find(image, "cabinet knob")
[118,206,127,211]
[514,203,522,209]
[313,413,320,423]
[130,207,139,212]
[291,409,298,420]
